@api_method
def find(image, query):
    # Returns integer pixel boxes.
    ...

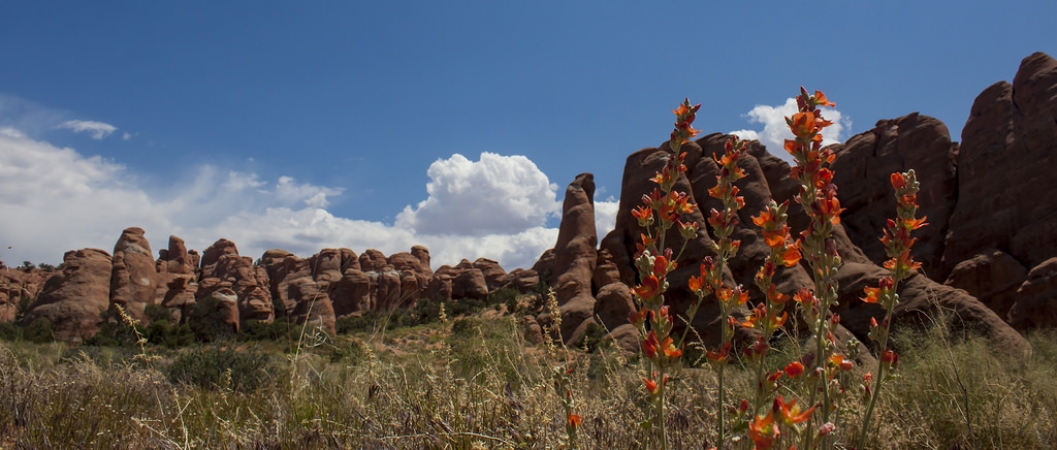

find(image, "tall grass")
[0,318,1054,449]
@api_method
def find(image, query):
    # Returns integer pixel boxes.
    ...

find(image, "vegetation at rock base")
[0,313,1055,449]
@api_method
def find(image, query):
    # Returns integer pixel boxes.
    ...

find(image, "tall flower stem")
[782,88,845,445]
[629,99,703,450]
[857,169,925,449]
[689,136,749,450]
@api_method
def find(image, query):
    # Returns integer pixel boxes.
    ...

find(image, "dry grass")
[0,315,1054,449]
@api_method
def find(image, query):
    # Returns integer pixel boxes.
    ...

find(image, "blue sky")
[1,1,1054,270]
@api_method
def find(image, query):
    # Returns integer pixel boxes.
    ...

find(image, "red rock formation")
[25,249,113,342]
[449,260,489,301]
[1009,258,1057,330]
[506,268,541,293]
[156,236,196,288]
[473,258,507,292]
[287,278,337,335]
[746,136,1026,353]
[944,249,1027,321]
[411,245,433,276]
[941,52,1057,279]
[110,227,162,322]
[830,113,958,277]
[332,269,372,317]
[161,276,196,324]
[156,236,198,322]
[258,248,358,334]
[1,265,58,323]
[537,173,599,344]
[197,239,274,328]
[260,249,303,315]
[358,249,389,272]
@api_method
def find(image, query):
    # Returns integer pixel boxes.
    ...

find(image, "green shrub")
[240,317,301,342]
[143,303,173,323]
[579,321,609,353]
[22,317,54,343]
[144,320,194,348]
[188,296,237,343]
[328,339,368,365]
[0,321,20,341]
[489,287,521,313]
[166,347,280,392]
[86,308,142,347]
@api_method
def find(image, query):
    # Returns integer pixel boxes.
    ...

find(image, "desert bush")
[240,317,302,341]
[0,321,20,341]
[21,317,54,343]
[166,346,282,392]
[188,295,237,343]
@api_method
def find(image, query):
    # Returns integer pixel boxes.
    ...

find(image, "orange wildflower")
[632,275,660,300]
[688,274,705,293]
[706,342,731,364]
[748,412,778,450]
[661,336,682,359]
[773,395,817,427]
[568,414,584,427]
[814,90,835,107]
[752,209,773,228]
[784,361,805,378]
[642,330,659,359]
[631,205,652,224]
[779,244,801,267]
[643,377,659,395]
[906,216,928,230]
[862,286,883,304]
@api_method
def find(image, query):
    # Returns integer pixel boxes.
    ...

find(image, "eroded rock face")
[941,52,1057,279]
[287,278,336,335]
[506,268,541,293]
[161,276,197,324]
[540,173,599,343]
[156,236,198,322]
[421,261,475,304]
[1009,258,1057,330]
[198,239,274,327]
[258,246,436,330]
[110,227,162,322]
[830,114,958,277]
[473,258,508,292]
[26,249,113,342]
[156,236,196,288]
[258,248,357,334]
[834,245,1026,355]
[0,266,58,323]
[944,249,1027,321]
[332,269,372,317]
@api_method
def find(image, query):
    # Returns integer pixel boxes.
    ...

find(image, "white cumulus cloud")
[595,198,619,239]
[0,132,569,271]
[58,120,118,140]
[729,98,850,164]
[395,152,560,235]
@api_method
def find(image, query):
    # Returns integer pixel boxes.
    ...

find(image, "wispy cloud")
[58,120,118,140]
[730,98,850,163]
